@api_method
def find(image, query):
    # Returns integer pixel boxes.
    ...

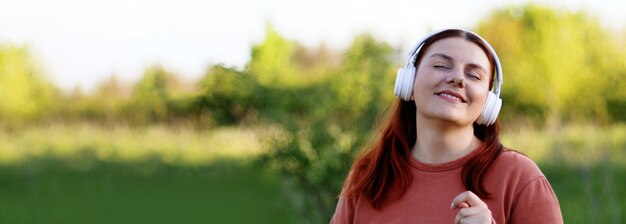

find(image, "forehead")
[422,37,491,69]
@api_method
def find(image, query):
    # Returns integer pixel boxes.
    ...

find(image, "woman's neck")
[412,118,481,164]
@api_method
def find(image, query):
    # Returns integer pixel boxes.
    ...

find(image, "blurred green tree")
[248,25,301,87]
[94,76,131,120]
[258,33,396,223]
[195,64,261,126]
[606,31,626,121]
[125,65,179,123]
[477,4,626,126]
[330,34,395,127]
[0,44,58,125]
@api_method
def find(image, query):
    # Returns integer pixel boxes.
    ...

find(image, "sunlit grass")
[0,123,262,167]
[1,123,624,169]
[501,123,626,166]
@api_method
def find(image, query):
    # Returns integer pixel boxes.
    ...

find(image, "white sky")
[1,0,624,92]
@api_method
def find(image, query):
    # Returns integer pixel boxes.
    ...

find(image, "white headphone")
[394,28,503,126]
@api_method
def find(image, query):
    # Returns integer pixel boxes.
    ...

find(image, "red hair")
[340,30,504,209]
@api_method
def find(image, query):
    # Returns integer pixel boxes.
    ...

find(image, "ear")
[410,91,415,101]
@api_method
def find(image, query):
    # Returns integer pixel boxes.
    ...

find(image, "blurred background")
[0,0,625,223]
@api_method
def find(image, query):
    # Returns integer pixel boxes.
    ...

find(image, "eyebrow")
[429,53,453,61]
[429,53,488,74]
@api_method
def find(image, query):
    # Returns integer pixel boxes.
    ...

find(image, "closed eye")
[466,64,487,81]
[466,72,481,80]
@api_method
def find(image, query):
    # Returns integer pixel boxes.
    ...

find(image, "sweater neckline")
[408,147,483,172]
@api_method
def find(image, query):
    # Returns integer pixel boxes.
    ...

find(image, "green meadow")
[0,125,295,224]
[0,124,623,223]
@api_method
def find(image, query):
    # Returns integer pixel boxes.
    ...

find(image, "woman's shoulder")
[496,150,537,164]
[489,150,563,223]
[490,149,546,183]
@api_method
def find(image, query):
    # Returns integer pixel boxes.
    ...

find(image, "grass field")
[542,163,625,223]
[0,123,623,223]
[0,158,296,224]
[0,124,295,224]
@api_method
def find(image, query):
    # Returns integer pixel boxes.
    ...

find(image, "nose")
[445,68,465,87]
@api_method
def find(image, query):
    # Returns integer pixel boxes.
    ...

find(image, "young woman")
[330,29,563,224]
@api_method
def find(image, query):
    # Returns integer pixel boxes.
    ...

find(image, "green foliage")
[477,4,626,125]
[248,25,338,88]
[0,5,624,128]
[258,122,358,224]
[57,76,132,123]
[248,25,301,87]
[0,44,58,125]
[257,33,395,223]
[125,66,179,124]
[606,31,626,122]
[330,34,395,127]
[93,76,131,120]
[195,64,261,125]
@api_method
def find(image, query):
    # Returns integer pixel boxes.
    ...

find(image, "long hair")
[340,30,504,209]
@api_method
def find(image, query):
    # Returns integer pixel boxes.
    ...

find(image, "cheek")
[413,69,435,90]
[469,85,490,108]
[412,78,435,102]
[411,72,427,96]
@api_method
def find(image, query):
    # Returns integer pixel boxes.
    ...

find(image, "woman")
[330,29,563,223]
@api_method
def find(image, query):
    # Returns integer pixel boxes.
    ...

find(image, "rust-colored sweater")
[330,150,563,224]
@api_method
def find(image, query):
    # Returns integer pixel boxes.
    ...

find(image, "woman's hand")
[450,191,494,224]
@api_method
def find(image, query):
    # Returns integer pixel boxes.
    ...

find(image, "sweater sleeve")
[329,196,355,224]
[509,176,563,223]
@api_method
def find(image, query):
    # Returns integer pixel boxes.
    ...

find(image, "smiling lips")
[435,90,466,103]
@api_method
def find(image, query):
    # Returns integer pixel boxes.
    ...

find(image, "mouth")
[435,90,466,103]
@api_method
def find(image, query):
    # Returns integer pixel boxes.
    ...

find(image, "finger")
[457,206,485,217]
[455,206,493,224]
[458,216,486,224]
[453,208,487,224]
[451,191,487,209]
[458,202,470,209]
[451,191,471,209]
[457,215,491,224]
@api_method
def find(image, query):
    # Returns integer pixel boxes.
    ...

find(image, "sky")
[1,0,624,92]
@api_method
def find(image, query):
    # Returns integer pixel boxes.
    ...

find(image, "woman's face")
[411,37,492,127]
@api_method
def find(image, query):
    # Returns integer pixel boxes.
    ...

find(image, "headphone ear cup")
[394,68,406,99]
[477,92,502,126]
[490,97,502,125]
[394,66,415,101]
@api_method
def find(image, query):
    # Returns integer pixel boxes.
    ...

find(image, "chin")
[435,113,476,126]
